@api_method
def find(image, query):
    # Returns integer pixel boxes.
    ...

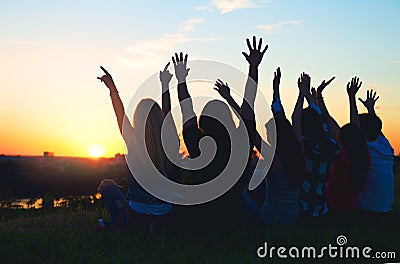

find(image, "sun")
[88,145,106,158]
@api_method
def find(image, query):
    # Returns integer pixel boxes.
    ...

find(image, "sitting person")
[173,37,268,225]
[96,64,179,227]
[241,68,306,225]
[97,179,128,226]
[357,90,394,213]
[292,73,339,218]
[326,77,370,214]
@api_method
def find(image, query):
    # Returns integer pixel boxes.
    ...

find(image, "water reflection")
[0,193,102,209]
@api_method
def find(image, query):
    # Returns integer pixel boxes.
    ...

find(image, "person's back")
[300,124,338,217]
[261,168,300,225]
[356,108,394,213]
[357,135,394,212]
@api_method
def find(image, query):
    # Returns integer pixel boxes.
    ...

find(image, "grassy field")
[0,168,399,263]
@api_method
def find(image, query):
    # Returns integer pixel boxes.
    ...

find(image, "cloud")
[257,20,302,34]
[197,0,271,14]
[118,18,221,69]
[180,18,204,32]
[393,60,400,64]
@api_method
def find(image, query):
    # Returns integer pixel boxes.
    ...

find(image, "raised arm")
[315,77,340,141]
[214,79,241,117]
[346,76,362,126]
[359,89,379,116]
[291,73,308,141]
[241,36,268,115]
[214,79,267,154]
[97,66,133,141]
[160,62,173,117]
[172,52,194,123]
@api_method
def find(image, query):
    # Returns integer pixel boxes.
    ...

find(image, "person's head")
[199,100,235,136]
[133,98,167,175]
[359,113,382,142]
[273,118,305,188]
[338,124,369,192]
[301,107,324,140]
[97,179,122,193]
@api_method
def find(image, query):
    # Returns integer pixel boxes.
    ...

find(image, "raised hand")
[97,66,117,91]
[214,79,231,100]
[160,62,173,85]
[297,72,310,95]
[172,52,190,83]
[273,67,281,99]
[346,76,362,97]
[311,87,317,101]
[316,76,335,96]
[242,36,268,68]
[298,73,314,104]
[359,89,379,113]
[273,67,281,91]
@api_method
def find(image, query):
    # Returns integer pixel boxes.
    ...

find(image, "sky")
[0,0,399,157]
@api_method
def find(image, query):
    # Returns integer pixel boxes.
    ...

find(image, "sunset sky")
[0,0,399,157]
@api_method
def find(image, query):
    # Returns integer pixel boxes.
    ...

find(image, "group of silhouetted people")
[96,36,394,229]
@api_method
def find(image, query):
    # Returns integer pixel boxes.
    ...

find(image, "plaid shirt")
[300,104,339,217]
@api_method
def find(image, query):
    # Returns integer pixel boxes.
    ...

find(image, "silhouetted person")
[96,65,179,227]
[173,36,268,225]
[357,90,394,213]
[292,73,339,218]
[326,77,370,215]
[242,67,306,225]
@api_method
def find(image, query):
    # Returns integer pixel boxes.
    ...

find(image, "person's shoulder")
[369,135,394,155]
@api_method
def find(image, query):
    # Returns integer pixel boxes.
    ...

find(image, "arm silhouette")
[160,62,173,117]
[315,77,340,141]
[97,66,133,141]
[173,52,194,123]
[291,73,309,141]
[241,36,268,115]
[214,79,241,116]
[346,76,362,126]
[214,79,268,154]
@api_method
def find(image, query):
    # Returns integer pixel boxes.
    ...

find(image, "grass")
[0,201,400,263]
[1,166,399,264]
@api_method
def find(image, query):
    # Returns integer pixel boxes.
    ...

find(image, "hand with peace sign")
[97,66,117,92]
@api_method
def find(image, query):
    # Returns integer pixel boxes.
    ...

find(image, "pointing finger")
[100,66,110,76]
[163,62,170,72]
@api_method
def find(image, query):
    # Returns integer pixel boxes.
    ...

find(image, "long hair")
[133,99,168,176]
[269,117,306,188]
[338,124,369,192]
[199,100,236,134]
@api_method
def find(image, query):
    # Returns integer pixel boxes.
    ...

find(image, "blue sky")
[0,0,399,156]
